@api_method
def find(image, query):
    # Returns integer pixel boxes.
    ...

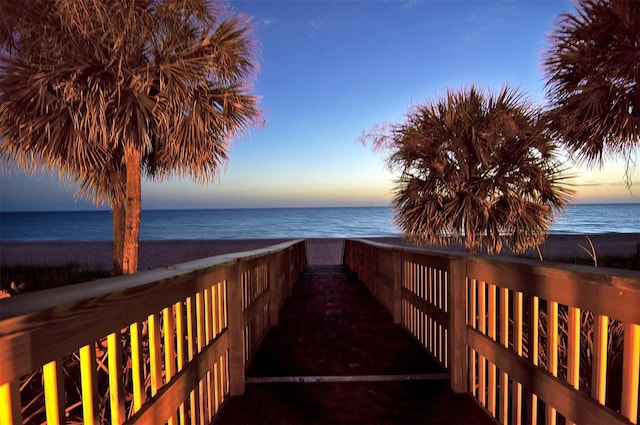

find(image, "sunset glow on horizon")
[1,0,638,212]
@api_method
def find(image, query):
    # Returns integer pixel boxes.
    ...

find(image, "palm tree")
[0,0,261,274]
[543,0,640,186]
[362,86,572,254]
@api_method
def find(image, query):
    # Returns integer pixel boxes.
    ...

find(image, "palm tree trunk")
[122,146,141,274]
[112,197,125,275]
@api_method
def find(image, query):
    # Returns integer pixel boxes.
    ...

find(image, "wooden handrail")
[0,239,306,425]
[344,238,640,425]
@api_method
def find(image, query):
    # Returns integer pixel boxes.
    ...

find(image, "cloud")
[403,0,418,10]
[255,17,276,30]
[576,181,627,187]
[309,19,324,30]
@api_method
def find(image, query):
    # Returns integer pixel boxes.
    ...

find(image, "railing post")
[448,258,468,393]
[227,263,245,396]
[392,249,402,324]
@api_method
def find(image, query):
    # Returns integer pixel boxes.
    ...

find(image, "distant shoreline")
[0,201,638,214]
[1,234,638,271]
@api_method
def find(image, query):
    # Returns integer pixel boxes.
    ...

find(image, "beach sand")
[1,234,638,269]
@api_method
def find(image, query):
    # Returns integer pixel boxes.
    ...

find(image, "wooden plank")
[43,358,66,425]
[468,328,630,425]
[107,332,125,425]
[130,321,145,413]
[448,258,467,393]
[500,287,509,423]
[0,380,21,424]
[124,332,229,425]
[621,323,640,424]
[148,313,163,397]
[245,373,451,383]
[591,314,609,405]
[487,284,497,417]
[79,343,99,424]
[0,241,304,384]
[469,278,477,397]
[512,291,524,425]
[174,301,186,424]
[465,257,639,324]
[227,264,246,396]
[401,288,450,329]
[566,306,581,425]
[478,280,487,407]
[186,295,198,425]
[547,301,559,425]
[163,306,177,425]
[528,295,540,425]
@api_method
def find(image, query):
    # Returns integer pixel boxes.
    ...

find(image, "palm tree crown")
[363,86,572,254]
[544,0,640,175]
[0,0,262,273]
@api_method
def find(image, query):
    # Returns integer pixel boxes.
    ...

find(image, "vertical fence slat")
[528,295,540,425]
[487,283,497,417]
[469,278,477,396]
[79,343,99,425]
[43,358,66,425]
[512,291,524,425]
[566,306,581,425]
[186,295,199,425]
[107,331,125,425]
[130,321,145,413]
[0,380,21,424]
[621,322,640,424]
[547,301,559,425]
[175,300,186,424]
[163,306,177,425]
[500,287,509,423]
[195,290,206,425]
[591,314,609,405]
[148,312,163,397]
[478,280,487,407]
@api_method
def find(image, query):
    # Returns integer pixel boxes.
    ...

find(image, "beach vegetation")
[543,0,640,188]
[0,264,110,296]
[0,0,262,274]
[362,85,573,254]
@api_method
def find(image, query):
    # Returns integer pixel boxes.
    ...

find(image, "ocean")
[0,204,638,242]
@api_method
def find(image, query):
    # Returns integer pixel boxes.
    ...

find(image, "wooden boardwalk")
[214,264,495,424]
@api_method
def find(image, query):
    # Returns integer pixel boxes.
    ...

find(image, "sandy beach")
[1,234,638,270]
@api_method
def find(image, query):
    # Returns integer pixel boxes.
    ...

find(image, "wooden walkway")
[214,264,495,424]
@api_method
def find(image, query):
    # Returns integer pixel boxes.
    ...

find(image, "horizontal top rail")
[0,239,303,322]
[0,239,303,385]
[349,238,640,323]
[345,238,640,425]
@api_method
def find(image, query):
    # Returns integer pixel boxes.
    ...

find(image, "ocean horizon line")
[1,201,638,214]
[1,204,638,242]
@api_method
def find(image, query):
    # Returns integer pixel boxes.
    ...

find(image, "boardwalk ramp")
[214,264,494,424]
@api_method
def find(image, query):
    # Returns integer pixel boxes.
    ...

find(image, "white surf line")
[246,373,450,384]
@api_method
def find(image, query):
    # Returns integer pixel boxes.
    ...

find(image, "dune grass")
[0,263,111,296]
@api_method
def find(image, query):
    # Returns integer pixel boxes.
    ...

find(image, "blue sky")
[1,0,637,212]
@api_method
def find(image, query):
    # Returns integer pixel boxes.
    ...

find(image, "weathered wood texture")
[0,240,306,425]
[344,239,640,425]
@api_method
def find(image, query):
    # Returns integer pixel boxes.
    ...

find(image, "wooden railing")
[345,238,640,425]
[0,240,306,425]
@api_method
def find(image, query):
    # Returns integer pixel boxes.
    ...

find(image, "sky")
[1,0,638,212]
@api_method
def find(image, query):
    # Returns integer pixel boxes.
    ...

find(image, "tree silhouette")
[544,0,639,186]
[0,0,262,273]
[363,86,572,254]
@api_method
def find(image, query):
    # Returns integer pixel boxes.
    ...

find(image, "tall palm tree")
[362,86,572,254]
[543,0,640,185]
[0,0,261,274]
